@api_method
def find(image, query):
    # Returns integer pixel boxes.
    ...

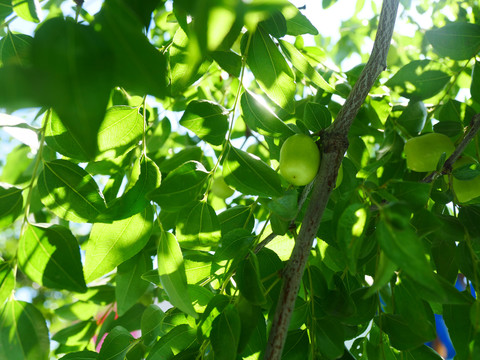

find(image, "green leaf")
[52,320,96,346]
[179,100,229,146]
[146,324,197,360]
[283,329,311,360]
[96,0,167,98]
[184,251,213,285]
[0,31,33,66]
[426,22,480,60]
[211,50,242,77]
[98,326,134,360]
[0,0,12,20]
[32,17,114,160]
[397,100,427,136]
[376,218,441,298]
[141,304,165,346]
[105,156,161,221]
[218,205,255,235]
[158,146,203,173]
[148,161,209,212]
[12,0,39,22]
[59,351,98,359]
[84,207,154,282]
[0,261,14,306]
[444,301,475,360]
[386,60,450,100]
[303,102,332,132]
[223,144,283,198]
[261,10,287,38]
[38,159,107,223]
[235,252,267,305]
[388,181,431,209]
[18,223,87,293]
[177,201,221,250]
[376,314,433,350]
[336,204,368,273]
[240,90,294,137]
[314,319,345,359]
[279,40,335,93]
[472,61,480,104]
[97,105,144,157]
[198,294,231,340]
[433,121,463,137]
[210,304,241,360]
[44,111,91,162]
[0,300,49,360]
[213,229,254,276]
[282,6,318,35]
[404,345,444,360]
[366,250,397,297]
[245,27,296,113]
[116,250,152,316]
[265,189,298,220]
[157,231,198,319]
[0,184,23,228]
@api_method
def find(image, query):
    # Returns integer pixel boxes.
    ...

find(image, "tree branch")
[422,114,480,183]
[264,1,400,358]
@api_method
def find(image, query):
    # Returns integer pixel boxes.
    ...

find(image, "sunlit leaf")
[245,27,295,113]
[84,207,154,282]
[426,22,480,60]
[98,326,134,360]
[157,231,198,319]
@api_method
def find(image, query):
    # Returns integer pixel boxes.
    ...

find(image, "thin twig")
[264,1,400,358]
[422,114,480,183]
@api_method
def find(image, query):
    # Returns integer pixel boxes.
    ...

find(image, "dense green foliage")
[1,0,480,359]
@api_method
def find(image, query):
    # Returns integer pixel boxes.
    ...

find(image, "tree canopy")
[1,0,480,359]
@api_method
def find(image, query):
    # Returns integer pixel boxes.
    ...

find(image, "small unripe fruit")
[279,134,321,186]
[404,133,455,172]
[211,176,235,199]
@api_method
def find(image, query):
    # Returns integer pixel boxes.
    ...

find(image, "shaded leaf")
[32,17,114,159]
[147,324,197,360]
[0,300,49,360]
[279,40,335,92]
[141,304,165,346]
[210,304,241,360]
[38,159,107,223]
[303,102,332,132]
[158,231,198,319]
[18,223,87,293]
[116,250,152,316]
[0,184,23,228]
[0,261,14,306]
[0,31,33,66]
[148,161,209,212]
[223,144,283,198]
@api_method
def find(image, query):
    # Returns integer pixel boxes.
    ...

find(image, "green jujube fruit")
[279,134,321,186]
[404,133,455,172]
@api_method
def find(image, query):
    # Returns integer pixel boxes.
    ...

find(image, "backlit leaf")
[179,100,229,146]
[245,27,295,113]
[0,261,14,306]
[38,159,107,223]
[223,144,283,198]
[0,184,23,228]
[12,0,39,22]
[98,326,134,360]
[177,201,221,250]
[148,161,209,212]
[116,250,152,316]
[240,90,294,137]
[0,300,49,360]
[84,207,154,282]
[18,223,87,293]
[157,231,198,319]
